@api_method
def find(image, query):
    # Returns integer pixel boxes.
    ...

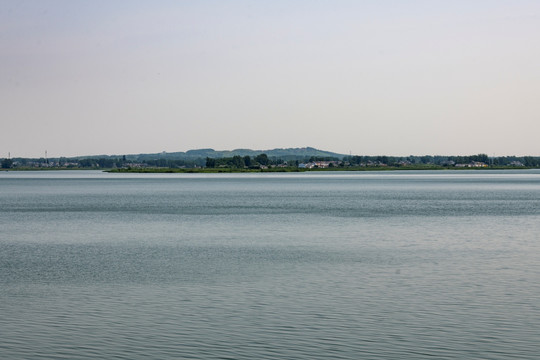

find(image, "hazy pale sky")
[1,0,539,157]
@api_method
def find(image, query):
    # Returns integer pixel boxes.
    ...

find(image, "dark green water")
[1,170,539,359]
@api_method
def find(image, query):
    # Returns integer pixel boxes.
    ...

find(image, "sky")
[1,0,539,158]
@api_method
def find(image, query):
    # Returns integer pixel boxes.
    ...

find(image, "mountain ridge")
[83,147,347,161]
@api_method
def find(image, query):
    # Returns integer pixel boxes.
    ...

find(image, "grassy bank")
[105,165,535,173]
[3,165,534,173]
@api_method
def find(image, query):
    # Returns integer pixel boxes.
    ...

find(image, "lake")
[1,170,539,359]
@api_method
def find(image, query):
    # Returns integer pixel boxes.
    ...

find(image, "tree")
[471,154,489,163]
[523,156,539,167]
[350,156,363,165]
[376,155,389,164]
[1,158,13,169]
[420,155,433,164]
[231,155,244,168]
[206,157,216,168]
[243,156,251,167]
[255,153,269,166]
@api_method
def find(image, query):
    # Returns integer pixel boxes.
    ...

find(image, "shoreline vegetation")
[105,165,539,174]
[2,165,537,173]
[2,148,540,172]
[3,165,538,173]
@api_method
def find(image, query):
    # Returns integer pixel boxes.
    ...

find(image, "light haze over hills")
[39,147,346,161]
[1,1,539,158]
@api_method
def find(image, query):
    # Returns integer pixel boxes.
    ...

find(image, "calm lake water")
[1,170,539,359]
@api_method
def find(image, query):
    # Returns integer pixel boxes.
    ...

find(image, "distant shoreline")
[4,148,539,170]
[106,166,537,173]
[3,166,537,173]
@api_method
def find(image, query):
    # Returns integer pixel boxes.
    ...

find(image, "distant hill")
[127,147,346,161]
